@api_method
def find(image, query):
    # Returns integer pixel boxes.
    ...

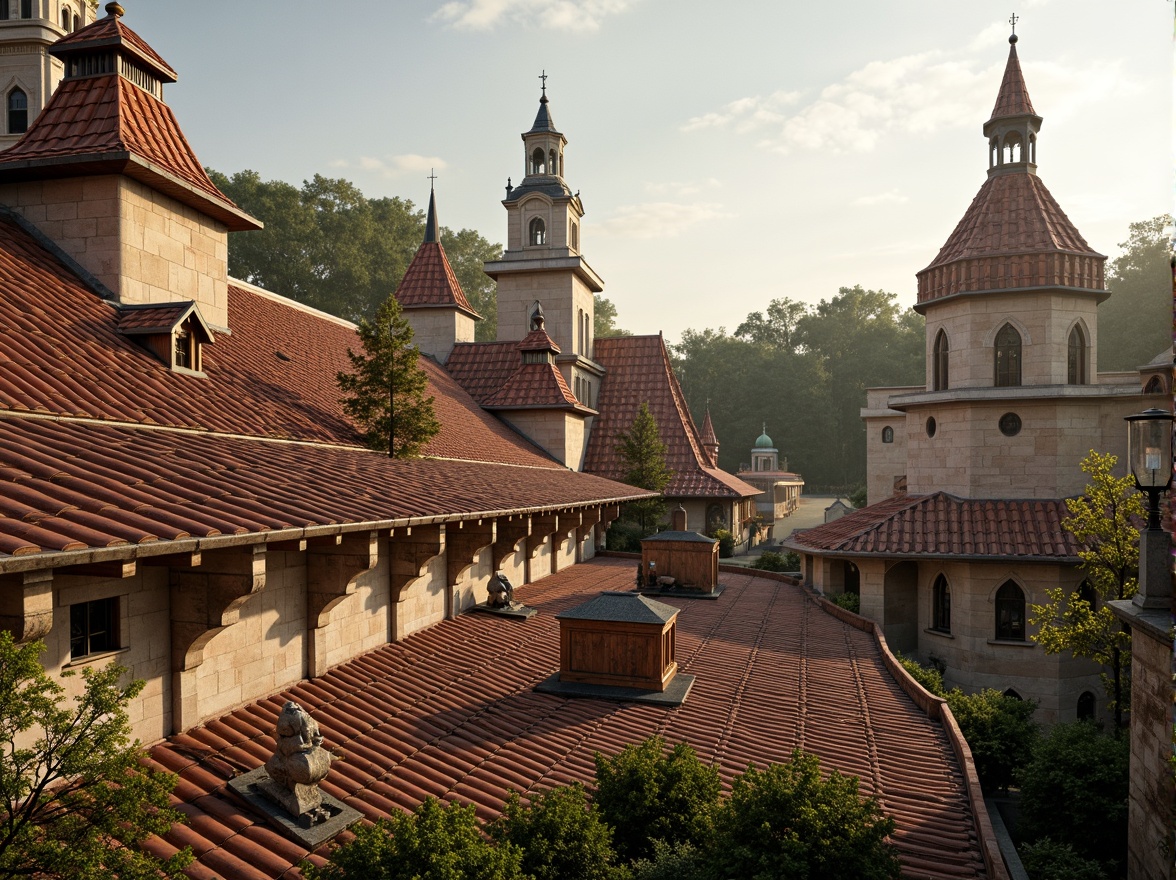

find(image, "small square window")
[70,597,119,659]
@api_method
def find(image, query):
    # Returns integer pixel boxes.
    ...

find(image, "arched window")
[933,329,949,391]
[577,308,584,352]
[1003,688,1023,700]
[842,561,860,596]
[61,7,69,28]
[530,148,545,175]
[7,88,27,135]
[932,574,951,633]
[549,149,557,176]
[1067,325,1086,384]
[881,426,894,444]
[995,581,1025,640]
[1077,691,1095,720]
[528,217,545,246]
[1145,376,1163,394]
[1076,579,1097,610]
[994,323,1021,387]
[1002,131,1022,163]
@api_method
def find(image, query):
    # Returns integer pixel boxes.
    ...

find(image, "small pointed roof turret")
[529,70,560,134]
[987,26,1037,124]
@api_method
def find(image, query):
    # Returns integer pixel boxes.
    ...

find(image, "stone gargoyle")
[261,700,336,825]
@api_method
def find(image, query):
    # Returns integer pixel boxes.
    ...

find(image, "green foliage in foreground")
[748,550,800,572]
[1016,721,1129,873]
[708,751,901,880]
[830,591,860,614]
[593,737,721,864]
[311,738,901,880]
[1019,838,1109,880]
[0,631,190,880]
[303,797,525,880]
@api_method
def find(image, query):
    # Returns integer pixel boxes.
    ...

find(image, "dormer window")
[117,301,213,376]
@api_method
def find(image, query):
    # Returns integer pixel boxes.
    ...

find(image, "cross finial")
[539,69,547,97]
[1009,12,1018,34]
[428,168,437,191]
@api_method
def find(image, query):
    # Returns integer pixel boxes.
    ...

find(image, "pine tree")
[616,402,673,536]
[337,294,440,458]
[1029,451,1143,729]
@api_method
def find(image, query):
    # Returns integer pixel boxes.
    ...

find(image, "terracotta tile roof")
[518,327,560,354]
[483,363,592,413]
[145,558,988,880]
[784,492,1079,560]
[0,68,255,231]
[116,302,201,335]
[445,341,519,403]
[916,172,1105,304]
[52,11,178,82]
[0,215,565,469]
[394,242,479,318]
[586,336,760,500]
[989,42,1035,121]
[0,417,647,558]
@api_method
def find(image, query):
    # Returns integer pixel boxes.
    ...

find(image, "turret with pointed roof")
[700,405,719,467]
[395,184,480,362]
[0,2,258,331]
[912,32,1106,390]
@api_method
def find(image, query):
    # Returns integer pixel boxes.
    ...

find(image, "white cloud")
[431,0,633,32]
[330,154,448,179]
[852,188,909,207]
[684,29,1140,156]
[595,202,732,239]
[644,178,721,198]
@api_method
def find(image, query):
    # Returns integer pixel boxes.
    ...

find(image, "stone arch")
[1066,318,1090,384]
[932,328,949,391]
[530,147,546,175]
[882,560,918,654]
[1002,130,1023,163]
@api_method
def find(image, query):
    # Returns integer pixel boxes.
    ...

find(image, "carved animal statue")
[265,701,333,803]
[487,571,516,608]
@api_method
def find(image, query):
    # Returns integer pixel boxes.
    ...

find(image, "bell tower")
[0,0,96,151]
[484,74,605,408]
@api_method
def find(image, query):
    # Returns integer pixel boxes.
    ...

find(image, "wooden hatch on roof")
[640,506,719,592]
[554,592,679,692]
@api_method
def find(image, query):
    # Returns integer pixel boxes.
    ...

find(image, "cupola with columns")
[484,74,605,410]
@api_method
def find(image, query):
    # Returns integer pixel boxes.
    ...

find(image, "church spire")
[983,25,1042,177]
[423,170,439,244]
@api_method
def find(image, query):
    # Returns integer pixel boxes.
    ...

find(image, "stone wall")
[404,308,475,364]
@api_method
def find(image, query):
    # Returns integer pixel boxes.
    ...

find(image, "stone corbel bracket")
[446,520,496,588]
[493,515,531,569]
[527,514,561,562]
[0,569,54,643]
[390,524,443,602]
[307,532,378,629]
[170,544,266,672]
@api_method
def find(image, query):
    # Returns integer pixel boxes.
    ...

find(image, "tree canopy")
[0,632,190,880]
[1097,214,1172,371]
[208,169,503,338]
[673,286,924,490]
[337,294,440,457]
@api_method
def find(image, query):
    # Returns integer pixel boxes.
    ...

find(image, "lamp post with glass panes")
[1125,408,1174,609]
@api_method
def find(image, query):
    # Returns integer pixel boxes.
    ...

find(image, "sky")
[130,1,1170,344]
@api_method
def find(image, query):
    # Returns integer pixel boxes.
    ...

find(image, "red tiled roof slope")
[52,12,178,81]
[445,341,519,402]
[0,417,646,558]
[483,363,588,411]
[146,559,987,880]
[989,42,1035,120]
[116,303,195,334]
[785,492,1079,560]
[0,75,230,207]
[586,335,760,499]
[0,216,561,468]
[395,242,479,318]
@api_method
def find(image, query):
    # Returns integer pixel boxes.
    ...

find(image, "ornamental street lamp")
[1125,407,1174,609]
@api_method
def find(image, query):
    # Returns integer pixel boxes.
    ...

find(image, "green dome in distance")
[754,423,774,449]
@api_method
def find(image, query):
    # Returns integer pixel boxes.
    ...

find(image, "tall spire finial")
[1008,12,1019,43]
[539,70,548,103]
[428,168,437,192]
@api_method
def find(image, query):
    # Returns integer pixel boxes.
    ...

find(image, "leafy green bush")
[893,653,946,697]
[708,528,734,558]
[304,797,524,880]
[748,550,801,572]
[849,485,868,508]
[1017,722,1129,871]
[830,591,860,613]
[606,521,644,553]
[1019,838,1108,880]
[488,784,624,880]
[708,751,901,880]
[628,841,705,880]
[945,688,1039,793]
[593,737,721,863]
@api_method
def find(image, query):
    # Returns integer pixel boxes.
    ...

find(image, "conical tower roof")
[914,33,1104,310]
[394,189,480,319]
